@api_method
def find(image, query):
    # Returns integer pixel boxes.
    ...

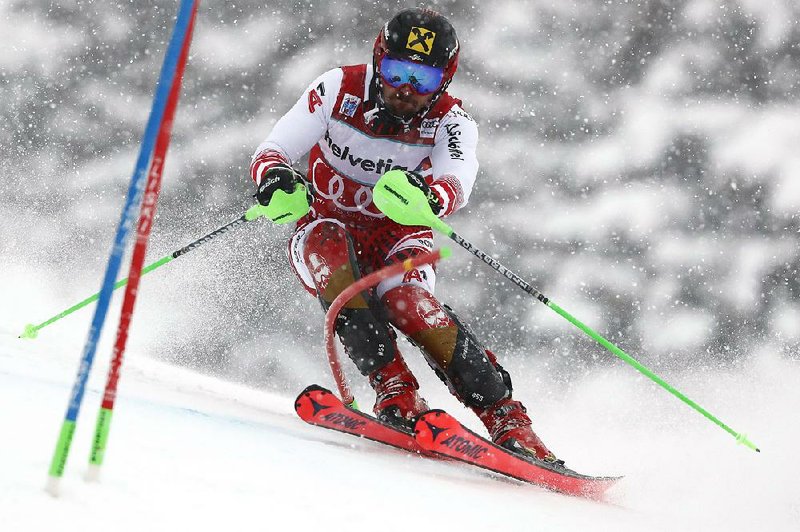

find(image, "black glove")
[403,171,443,215]
[254,165,308,206]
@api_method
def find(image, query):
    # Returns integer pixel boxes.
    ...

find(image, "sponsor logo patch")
[407,26,436,55]
[322,412,367,430]
[308,88,323,113]
[443,123,464,160]
[322,130,408,174]
[339,93,361,117]
[416,296,450,328]
[440,434,489,459]
[419,117,439,138]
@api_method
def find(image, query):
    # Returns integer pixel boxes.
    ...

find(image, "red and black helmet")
[373,8,460,92]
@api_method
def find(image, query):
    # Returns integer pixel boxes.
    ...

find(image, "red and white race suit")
[249,64,528,424]
[250,64,479,297]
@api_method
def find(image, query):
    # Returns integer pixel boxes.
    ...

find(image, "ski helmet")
[367,8,460,133]
[374,8,459,80]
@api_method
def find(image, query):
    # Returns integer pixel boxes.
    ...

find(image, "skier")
[250,8,559,463]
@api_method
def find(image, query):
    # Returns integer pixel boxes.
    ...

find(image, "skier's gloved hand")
[249,165,312,224]
[254,165,306,206]
[401,171,443,215]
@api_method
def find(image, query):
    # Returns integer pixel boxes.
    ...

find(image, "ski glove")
[251,165,312,224]
[255,165,304,204]
[402,171,443,216]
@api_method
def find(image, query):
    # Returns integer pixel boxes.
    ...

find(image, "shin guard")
[445,310,511,408]
[334,307,397,375]
[383,285,511,409]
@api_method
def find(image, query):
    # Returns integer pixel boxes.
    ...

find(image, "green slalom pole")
[373,170,760,453]
[20,207,266,340]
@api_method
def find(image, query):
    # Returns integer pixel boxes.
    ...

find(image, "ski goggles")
[378,56,445,95]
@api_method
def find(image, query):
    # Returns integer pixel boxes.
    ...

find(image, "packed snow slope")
[0,327,797,532]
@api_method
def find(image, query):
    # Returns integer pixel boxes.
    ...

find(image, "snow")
[770,303,800,341]
[1,323,797,531]
[639,307,715,353]
[3,2,800,530]
[0,10,85,74]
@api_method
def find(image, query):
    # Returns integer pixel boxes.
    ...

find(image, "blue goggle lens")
[379,56,445,95]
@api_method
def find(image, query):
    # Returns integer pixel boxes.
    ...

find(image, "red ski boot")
[369,354,429,431]
[476,398,561,464]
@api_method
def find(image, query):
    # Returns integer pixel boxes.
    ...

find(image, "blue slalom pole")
[46,0,199,496]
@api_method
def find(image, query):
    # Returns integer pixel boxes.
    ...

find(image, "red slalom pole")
[86,0,199,479]
[324,249,450,407]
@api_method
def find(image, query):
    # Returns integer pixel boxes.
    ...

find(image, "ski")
[295,386,620,499]
[414,410,621,500]
[295,384,426,454]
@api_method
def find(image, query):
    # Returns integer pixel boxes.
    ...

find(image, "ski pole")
[20,205,265,340]
[373,170,760,453]
[324,249,450,408]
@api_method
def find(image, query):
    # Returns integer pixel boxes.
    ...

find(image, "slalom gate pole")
[87,0,199,480]
[324,249,450,408]
[45,0,200,497]
[372,170,760,453]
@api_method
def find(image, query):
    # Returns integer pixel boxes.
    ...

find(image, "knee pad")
[302,220,364,305]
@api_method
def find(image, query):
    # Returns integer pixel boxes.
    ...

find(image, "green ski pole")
[20,206,266,339]
[373,170,760,453]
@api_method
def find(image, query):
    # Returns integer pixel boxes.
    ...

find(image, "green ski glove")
[248,166,311,224]
[373,170,452,235]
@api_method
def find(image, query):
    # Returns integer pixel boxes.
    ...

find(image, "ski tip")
[295,383,353,423]
[295,384,327,413]
[417,408,448,417]
[295,384,357,412]
[298,383,329,396]
[413,409,450,432]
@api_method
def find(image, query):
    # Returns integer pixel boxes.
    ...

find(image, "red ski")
[414,410,620,500]
[295,384,426,454]
[295,386,619,499]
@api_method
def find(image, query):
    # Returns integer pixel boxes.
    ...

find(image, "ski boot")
[476,398,562,464]
[369,354,429,431]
